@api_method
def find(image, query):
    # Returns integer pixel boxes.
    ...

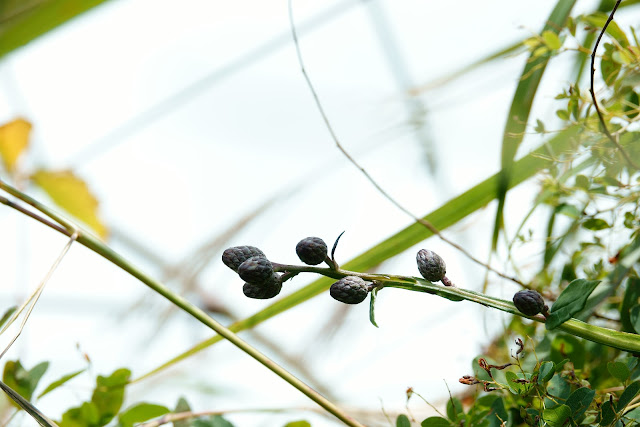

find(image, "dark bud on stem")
[243,274,282,299]
[222,246,265,272]
[330,276,371,304]
[238,256,274,285]
[416,249,446,282]
[296,237,328,265]
[513,290,546,316]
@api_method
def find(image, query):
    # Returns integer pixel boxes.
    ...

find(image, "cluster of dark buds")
[222,234,454,308]
[222,246,283,299]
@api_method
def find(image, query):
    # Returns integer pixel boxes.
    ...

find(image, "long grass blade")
[493,0,577,253]
[0,0,112,60]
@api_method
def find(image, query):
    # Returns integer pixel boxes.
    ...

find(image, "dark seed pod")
[238,256,274,285]
[330,276,371,304]
[243,274,282,299]
[513,290,545,316]
[222,246,265,272]
[416,249,446,282]
[296,237,328,265]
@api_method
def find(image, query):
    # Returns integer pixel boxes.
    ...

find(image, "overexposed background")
[0,0,610,425]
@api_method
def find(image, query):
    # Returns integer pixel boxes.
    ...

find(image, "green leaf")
[0,0,113,60]
[550,335,585,370]
[173,397,192,427]
[556,204,580,219]
[554,359,569,372]
[566,387,594,420]
[583,13,629,47]
[537,361,555,384]
[575,174,590,190]
[542,30,562,50]
[567,15,576,35]
[625,356,638,372]
[284,422,311,427]
[545,374,571,409]
[118,403,170,427]
[488,397,508,427]
[602,47,622,84]
[630,305,640,334]
[396,414,411,427]
[0,306,17,330]
[91,368,131,426]
[601,399,616,425]
[618,381,640,411]
[546,279,601,330]
[614,50,634,66]
[556,109,570,121]
[624,90,639,119]
[506,371,526,394]
[421,417,451,427]
[493,0,576,253]
[369,288,378,328]
[608,361,631,383]
[468,394,499,420]
[621,279,640,333]
[37,369,85,399]
[2,360,49,405]
[60,401,101,427]
[138,125,584,381]
[0,379,58,427]
[542,405,571,427]
[582,218,610,230]
[446,397,464,422]
[31,169,108,238]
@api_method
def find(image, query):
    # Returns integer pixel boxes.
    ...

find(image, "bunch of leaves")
[0,358,259,427]
[395,336,640,426]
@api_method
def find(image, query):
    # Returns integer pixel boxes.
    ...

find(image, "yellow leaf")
[0,118,31,173]
[31,169,108,238]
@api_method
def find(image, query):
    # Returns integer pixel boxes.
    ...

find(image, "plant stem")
[271,259,640,353]
[273,262,417,284]
[0,181,364,427]
[383,280,640,353]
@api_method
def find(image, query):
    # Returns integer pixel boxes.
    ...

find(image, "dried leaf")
[31,169,107,238]
[0,118,31,173]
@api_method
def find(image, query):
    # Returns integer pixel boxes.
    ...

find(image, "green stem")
[273,262,417,284]
[383,280,640,353]
[0,181,364,427]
